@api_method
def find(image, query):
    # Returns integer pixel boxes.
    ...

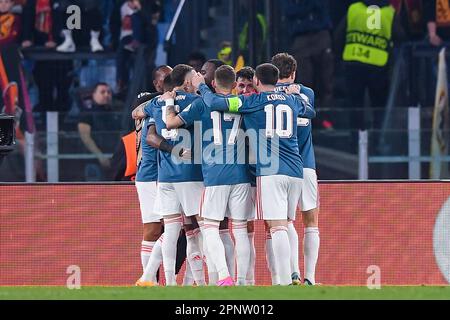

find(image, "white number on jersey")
[264,104,293,138]
[211,111,242,145]
[161,105,181,140]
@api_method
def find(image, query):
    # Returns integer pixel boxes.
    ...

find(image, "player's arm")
[146,121,190,159]
[286,85,316,119]
[132,92,155,120]
[159,91,185,130]
[166,99,203,130]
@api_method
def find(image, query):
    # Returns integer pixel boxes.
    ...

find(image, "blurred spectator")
[335,0,404,128]
[22,0,74,112]
[187,51,206,72]
[115,0,140,94]
[282,0,334,108]
[55,0,104,53]
[425,0,450,47]
[111,0,162,95]
[391,0,425,40]
[237,0,267,65]
[77,82,122,179]
[235,66,256,95]
[217,41,233,66]
[0,0,21,47]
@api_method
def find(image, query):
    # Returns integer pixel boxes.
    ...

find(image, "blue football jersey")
[144,91,203,183]
[275,83,316,170]
[178,98,251,187]
[199,83,316,178]
[136,116,158,182]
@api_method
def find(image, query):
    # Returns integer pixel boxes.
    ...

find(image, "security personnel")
[335,0,403,129]
[343,1,395,67]
[110,129,138,181]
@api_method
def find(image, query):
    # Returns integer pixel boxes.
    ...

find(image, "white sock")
[270,226,291,285]
[220,229,235,280]
[287,221,300,276]
[199,221,218,285]
[141,236,163,283]
[246,231,256,285]
[186,228,206,286]
[161,216,183,286]
[304,227,320,284]
[232,221,250,285]
[183,261,195,286]
[203,221,230,280]
[265,231,279,285]
[140,240,154,272]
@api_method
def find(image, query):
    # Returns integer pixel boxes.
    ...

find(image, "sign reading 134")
[161,105,181,140]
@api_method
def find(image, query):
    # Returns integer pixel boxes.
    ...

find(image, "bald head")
[153,65,173,92]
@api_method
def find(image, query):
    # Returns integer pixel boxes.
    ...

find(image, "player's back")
[179,98,251,187]
[275,83,316,170]
[242,91,303,178]
[147,91,203,183]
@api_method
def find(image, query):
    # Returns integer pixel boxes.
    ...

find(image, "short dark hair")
[170,64,194,87]
[93,82,110,92]
[206,59,225,70]
[214,65,236,89]
[152,65,171,81]
[271,53,297,79]
[163,74,174,92]
[255,63,279,86]
[236,66,255,81]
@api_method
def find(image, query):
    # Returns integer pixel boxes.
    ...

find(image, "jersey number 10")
[264,104,293,138]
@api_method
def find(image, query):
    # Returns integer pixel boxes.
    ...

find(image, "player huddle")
[132,53,320,287]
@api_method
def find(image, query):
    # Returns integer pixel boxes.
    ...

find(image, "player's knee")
[247,220,255,233]
[143,222,162,241]
[219,218,229,230]
[266,220,288,229]
[302,209,319,228]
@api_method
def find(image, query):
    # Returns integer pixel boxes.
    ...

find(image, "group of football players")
[131,53,320,287]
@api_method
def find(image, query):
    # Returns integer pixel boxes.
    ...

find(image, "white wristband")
[165,99,175,107]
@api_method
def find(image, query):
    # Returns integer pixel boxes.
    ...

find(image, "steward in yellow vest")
[343,2,395,67]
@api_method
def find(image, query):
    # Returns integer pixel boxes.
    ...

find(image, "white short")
[299,168,319,213]
[135,181,161,224]
[155,181,204,217]
[256,175,303,221]
[200,183,254,221]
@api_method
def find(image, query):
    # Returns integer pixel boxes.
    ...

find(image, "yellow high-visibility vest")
[343,2,395,67]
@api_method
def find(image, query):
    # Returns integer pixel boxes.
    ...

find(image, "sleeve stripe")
[177,114,188,125]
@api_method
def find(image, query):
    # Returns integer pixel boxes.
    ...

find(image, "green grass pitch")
[0,286,449,300]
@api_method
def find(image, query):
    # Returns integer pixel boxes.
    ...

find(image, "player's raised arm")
[286,85,316,119]
[131,92,154,120]
[159,91,184,130]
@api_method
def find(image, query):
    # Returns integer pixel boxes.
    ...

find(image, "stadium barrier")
[1,182,449,286]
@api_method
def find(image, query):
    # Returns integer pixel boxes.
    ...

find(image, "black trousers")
[344,62,389,130]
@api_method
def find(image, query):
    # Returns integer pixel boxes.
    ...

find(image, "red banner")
[1,183,449,286]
